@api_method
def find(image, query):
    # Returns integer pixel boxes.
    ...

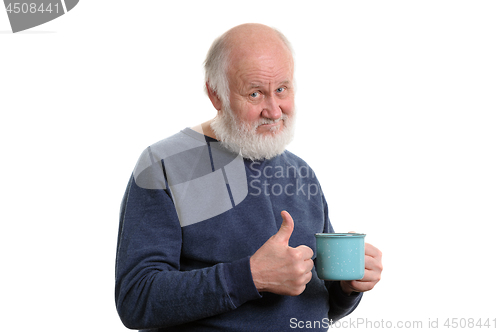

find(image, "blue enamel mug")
[315,233,366,281]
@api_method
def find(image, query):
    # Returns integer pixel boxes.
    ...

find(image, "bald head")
[204,23,294,106]
[224,23,293,59]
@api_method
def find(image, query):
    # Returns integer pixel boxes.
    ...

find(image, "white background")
[1,1,499,331]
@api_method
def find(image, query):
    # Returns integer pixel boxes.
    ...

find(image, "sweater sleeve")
[115,174,261,330]
[321,194,363,322]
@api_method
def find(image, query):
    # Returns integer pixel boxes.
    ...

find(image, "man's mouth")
[257,119,283,133]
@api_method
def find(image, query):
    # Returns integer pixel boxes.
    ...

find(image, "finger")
[365,243,382,259]
[296,245,314,259]
[274,210,294,245]
[358,269,381,282]
[304,270,313,284]
[297,259,314,276]
[364,255,383,273]
[346,279,378,293]
[305,258,314,273]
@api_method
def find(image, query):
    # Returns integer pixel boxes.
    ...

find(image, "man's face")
[209,39,296,160]
[226,46,295,136]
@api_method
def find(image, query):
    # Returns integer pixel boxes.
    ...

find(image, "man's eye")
[250,92,259,98]
[276,87,285,93]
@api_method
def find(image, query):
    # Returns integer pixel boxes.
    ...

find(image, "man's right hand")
[249,210,314,296]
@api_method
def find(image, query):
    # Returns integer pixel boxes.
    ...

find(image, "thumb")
[274,210,294,245]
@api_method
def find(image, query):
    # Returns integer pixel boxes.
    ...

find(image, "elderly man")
[115,23,382,331]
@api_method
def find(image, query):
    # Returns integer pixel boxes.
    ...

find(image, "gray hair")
[204,26,294,108]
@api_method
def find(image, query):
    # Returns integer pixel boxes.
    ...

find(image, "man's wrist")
[249,255,266,292]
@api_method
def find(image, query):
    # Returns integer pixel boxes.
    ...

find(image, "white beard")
[210,105,295,161]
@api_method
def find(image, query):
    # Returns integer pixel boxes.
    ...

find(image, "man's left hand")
[340,243,383,295]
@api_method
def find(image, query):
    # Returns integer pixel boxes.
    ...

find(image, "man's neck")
[191,119,217,139]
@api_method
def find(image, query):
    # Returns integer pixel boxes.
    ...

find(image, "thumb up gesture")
[250,211,314,296]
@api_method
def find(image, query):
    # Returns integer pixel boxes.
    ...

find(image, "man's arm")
[115,175,261,329]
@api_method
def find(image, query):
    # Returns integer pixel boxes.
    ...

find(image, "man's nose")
[261,95,282,120]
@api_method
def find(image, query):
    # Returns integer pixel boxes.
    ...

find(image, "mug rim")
[315,233,365,237]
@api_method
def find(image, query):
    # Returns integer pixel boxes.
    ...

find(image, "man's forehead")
[232,65,294,88]
[229,42,292,64]
[229,53,294,84]
[247,80,292,88]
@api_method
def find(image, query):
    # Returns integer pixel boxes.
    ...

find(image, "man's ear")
[206,82,223,111]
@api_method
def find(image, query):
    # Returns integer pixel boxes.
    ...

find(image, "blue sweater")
[115,128,362,331]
